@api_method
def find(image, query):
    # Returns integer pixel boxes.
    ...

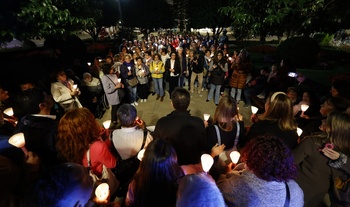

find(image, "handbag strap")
[105,75,116,86]
[214,125,221,145]
[284,182,290,207]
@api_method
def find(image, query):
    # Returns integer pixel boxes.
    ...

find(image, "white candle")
[230,151,241,164]
[251,106,258,114]
[3,108,14,117]
[72,84,78,90]
[127,66,131,70]
[8,133,29,155]
[117,78,121,83]
[297,127,303,137]
[87,62,91,66]
[300,104,309,112]
[103,120,111,129]
[95,183,109,201]
[201,154,214,173]
[137,149,145,161]
[98,59,102,62]
[203,113,210,121]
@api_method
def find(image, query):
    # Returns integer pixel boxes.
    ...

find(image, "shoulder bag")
[87,146,119,197]
[215,121,240,165]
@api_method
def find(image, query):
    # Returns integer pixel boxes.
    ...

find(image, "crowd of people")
[1,31,350,207]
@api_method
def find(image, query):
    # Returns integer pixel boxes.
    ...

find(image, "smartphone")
[288,72,298,78]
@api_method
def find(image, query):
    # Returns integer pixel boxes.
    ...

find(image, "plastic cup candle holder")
[95,183,109,201]
[117,78,121,83]
[127,66,131,70]
[201,154,214,173]
[8,133,29,155]
[203,114,210,121]
[137,149,145,161]
[3,108,14,117]
[297,127,303,137]
[72,84,78,90]
[103,120,111,129]
[230,151,241,164]
[300,104,309,116]
[251,106,259,114]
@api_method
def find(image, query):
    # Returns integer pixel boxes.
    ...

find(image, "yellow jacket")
[150,61,165,79]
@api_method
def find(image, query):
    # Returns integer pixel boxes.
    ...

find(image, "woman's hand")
[210,143,225,158]
[322,148,340,160]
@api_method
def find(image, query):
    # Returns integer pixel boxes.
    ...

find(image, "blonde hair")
[214,95,238,131]
[260,92,297,131]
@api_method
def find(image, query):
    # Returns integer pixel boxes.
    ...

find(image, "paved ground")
[97,88,253,128]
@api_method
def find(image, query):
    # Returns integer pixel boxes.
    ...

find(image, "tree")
[121,0,174,39]
[187,0,231,37]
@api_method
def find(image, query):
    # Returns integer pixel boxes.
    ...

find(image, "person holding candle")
[50,68,82,112]
[120,54,138,106]
[165,51,181,99]
[101,63,124,128]
[134,57,150,103]
[150,53,165,101]
[124,139,184,207]
[217,135,304,207]
[244,92,298,150]
[56,108,118,196]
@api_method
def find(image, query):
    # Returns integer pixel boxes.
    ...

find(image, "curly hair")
[56,108,101,164]
[241,135,297,182]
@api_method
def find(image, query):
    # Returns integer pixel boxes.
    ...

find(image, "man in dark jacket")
[153,87,207,165]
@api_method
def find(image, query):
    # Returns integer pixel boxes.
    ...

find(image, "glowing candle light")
[87,62,91,66]
[117,78,121,83]
[251,106,258,114]
[8,133,28,155]
[103,120,111,129]
[300,104,309,112]
[137,149,145,161]
[201,154,214,173]
[95,183,109,201]
[98,59,102,62]
[230,151,241,164]
[297,127,303,137]
[127,66,131,70]
[203,113,210,121]
[72,84,78,90]
[3,108,14,117]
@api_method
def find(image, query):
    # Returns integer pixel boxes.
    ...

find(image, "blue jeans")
[178,76,185,87]
[127,85,137,103]
[153,78,164,97]
[207,84,221,104]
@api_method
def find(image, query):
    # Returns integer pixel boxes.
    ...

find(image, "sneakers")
[140,99,144,103]
[143,99,147,102]
[156,95,160,100]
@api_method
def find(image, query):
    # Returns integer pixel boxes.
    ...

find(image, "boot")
[156,94,160,100]
[160,96,164,102]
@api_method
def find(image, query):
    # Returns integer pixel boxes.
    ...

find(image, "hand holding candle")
[251,106,258,114]
[230,151,241,164]
[203,113,210,121]
[8,133,29,155]
[3,108,14,117]
[300,104,309,117]
[137,149,145,161]
[95,183,109,202]
[103,120,111,129]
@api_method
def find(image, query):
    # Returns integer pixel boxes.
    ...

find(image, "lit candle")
[300,104,309,116]
[230,151,241,164]
[98,59,102,62]
[8,133,29,155]
[203,113,210,121]
[201,154,214,173]
[117,78,121,83]
[251,106,258,114]
[3,108,14,117]
[297,127,303,137]
[103,120,111,129]
[87,62,91,66]
[127,66,131,70]
[72,84,78,90]
[137,149,145,161]
[95,183,109,201]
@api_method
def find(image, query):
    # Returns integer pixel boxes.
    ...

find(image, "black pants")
[111,103,122,124]
[169,76,179,98]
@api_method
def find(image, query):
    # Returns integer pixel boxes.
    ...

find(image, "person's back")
[153,88,206,165]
